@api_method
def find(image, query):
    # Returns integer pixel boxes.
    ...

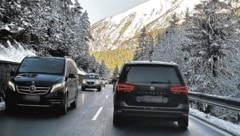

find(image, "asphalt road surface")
[0,85,232,136]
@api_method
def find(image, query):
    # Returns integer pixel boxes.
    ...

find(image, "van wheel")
[178,118,188,130]
[5,103,15,112]
[60,94,68,114]
[81,87,85,91]
[71,90,78,109]
[98,87,102,92]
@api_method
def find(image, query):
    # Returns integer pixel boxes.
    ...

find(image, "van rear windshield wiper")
[150,81,171,84]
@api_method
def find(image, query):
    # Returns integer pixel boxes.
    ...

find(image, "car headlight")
[82,79,86,84]
[51,82,65,93]
[96,81,100,84]
[7,81,16,91]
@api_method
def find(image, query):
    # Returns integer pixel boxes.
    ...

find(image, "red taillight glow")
[116,83,135,92]
[170,86,188,94]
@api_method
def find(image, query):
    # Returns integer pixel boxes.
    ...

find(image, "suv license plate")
[23,95,40,102]
[136,96,168,103]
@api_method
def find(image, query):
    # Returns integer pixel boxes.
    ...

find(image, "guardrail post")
[204,104,211,114]
[237,114,240,124]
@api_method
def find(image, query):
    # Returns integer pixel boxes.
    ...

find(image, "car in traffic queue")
[113,60,189,129]
[4,56,79,114]
[81,73,102,91]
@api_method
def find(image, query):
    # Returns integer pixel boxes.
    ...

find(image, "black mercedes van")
[4,56,79,114]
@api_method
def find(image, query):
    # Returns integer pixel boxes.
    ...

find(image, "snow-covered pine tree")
[0,0,97,74]
[153,12,188,68]
[98,60,109,79]
[134,27,146,60]
[133,27,154,61]
[77,11,92,65]
[184,0,238,94]
[0,0,23,45]
[112,65,119,79]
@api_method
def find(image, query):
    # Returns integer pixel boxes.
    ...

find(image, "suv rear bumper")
[114,102,189,119]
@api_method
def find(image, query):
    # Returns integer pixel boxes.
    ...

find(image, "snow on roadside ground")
[190,108,240,135]
[0,42,35,62]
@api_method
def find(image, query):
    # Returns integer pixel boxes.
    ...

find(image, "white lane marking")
[105,95,109,99]
[81,93,85,104]
[190,115,233,136]
[92,107,103,121]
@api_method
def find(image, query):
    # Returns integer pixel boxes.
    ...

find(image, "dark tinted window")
[69,61,78,75]
[120,65,181,84]
[18,58,65,75]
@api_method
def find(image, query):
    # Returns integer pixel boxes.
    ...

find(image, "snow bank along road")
[0,85,235,136]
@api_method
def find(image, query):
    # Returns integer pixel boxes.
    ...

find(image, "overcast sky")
[78,0,148,24]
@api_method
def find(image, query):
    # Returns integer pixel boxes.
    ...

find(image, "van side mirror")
[10,71,15,76]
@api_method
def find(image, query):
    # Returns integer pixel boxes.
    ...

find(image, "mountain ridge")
[89,0,202,52]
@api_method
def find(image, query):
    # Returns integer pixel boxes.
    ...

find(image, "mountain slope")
[89,0,202,71]
[89,0,202,51]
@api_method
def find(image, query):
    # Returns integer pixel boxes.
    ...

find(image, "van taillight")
[116,83,135,92]
[170,86,188,94]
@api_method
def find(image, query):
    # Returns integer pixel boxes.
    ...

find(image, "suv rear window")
[18,58,65,75]
[119,65,182,84]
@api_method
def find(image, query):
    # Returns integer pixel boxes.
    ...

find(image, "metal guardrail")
[188,92,240,112]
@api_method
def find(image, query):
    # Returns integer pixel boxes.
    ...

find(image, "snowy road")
[0,85,237,136]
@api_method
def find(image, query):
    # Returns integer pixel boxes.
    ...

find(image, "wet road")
[0,85,231,136]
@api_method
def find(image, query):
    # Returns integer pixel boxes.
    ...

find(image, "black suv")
[113,61,189,129]
[5,56,79,114]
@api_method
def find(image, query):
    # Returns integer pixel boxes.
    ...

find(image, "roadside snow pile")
[0,41,35,62]
[190,108,240,135]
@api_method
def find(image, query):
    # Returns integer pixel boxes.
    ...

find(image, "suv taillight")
[170,86,188,94]
[116,83,135,92]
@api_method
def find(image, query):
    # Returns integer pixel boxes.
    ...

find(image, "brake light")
[116,83,135,92]
[170,86,188,94]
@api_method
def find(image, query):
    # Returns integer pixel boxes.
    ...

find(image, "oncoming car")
[4,56,79,114]
[81,73,102,91]
[113,61,189,129]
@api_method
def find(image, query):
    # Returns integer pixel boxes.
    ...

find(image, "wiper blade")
[19,72,59,75]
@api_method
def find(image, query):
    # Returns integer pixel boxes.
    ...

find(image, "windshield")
[120,65,181,84]
[18,58,65,75]
[84,74,99,79]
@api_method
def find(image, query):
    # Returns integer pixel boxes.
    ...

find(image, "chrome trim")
[16,85,50,95]
[17,104,50,107]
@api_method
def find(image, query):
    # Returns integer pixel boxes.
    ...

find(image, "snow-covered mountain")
[89,0,203,51]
